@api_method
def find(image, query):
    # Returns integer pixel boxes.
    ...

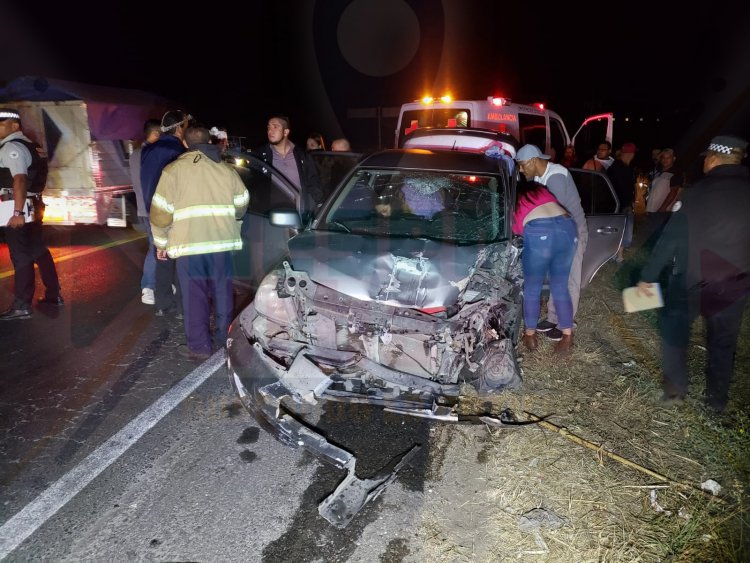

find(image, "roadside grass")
[412,258,749,562]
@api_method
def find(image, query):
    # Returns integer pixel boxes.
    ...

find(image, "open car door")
[569,168,625,289]
[230,153,301,292]
[571,113,613,167]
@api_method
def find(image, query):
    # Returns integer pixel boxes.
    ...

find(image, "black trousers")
[4,220,61,307]
[154,254,182,313]
[660,274,748,409]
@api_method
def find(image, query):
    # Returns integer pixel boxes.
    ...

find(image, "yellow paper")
[622,283,664,313]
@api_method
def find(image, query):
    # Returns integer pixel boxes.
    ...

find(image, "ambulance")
[395,94,612,161]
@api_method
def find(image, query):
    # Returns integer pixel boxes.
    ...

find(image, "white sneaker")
[141,288,155,305]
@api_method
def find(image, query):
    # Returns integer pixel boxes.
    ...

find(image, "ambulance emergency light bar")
[416,95,545,110]
[419,94,453,105]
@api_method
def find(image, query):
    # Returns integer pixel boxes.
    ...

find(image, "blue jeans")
[140,216,156,290]
[522,216,577,331]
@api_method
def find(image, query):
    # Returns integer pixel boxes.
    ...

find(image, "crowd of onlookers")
[128,114,748,416]
[512,135,749,417]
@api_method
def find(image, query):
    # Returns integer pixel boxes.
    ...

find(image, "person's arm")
[7,173,28,228]
[657,173,683,212]
[232,173,250,219]
[149,170,175,259]
[636,206,686,293]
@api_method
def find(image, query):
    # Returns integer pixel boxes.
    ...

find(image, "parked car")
[226,133,625,527]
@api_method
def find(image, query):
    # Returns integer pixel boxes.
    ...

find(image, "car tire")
[477,339,522,392]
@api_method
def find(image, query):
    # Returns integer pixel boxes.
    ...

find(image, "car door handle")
[596,226,620,234]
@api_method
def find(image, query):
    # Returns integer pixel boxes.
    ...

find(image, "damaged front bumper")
[226,305,517,527]
[227,311,426,527]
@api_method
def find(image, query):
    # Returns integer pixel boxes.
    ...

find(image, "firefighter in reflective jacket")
[150,126,249,359]
[0,107,63,320]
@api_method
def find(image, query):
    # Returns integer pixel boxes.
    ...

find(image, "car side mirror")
[269,208,302,228]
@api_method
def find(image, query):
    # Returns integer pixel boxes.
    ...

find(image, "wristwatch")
[13,209,25,217]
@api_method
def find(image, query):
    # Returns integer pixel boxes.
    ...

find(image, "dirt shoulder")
[407,250,749,561]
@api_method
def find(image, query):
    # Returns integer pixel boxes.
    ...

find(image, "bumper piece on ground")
[319,444,421,528]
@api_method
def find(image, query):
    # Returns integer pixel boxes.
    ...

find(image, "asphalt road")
[0,225,436,561]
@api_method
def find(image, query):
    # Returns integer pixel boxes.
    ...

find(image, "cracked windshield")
[323,169,504,242]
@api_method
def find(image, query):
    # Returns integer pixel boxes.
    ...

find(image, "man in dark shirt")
[253,115,322,219]
[637,135,750,413]
[607,142,637,263]
[141,110,189,317]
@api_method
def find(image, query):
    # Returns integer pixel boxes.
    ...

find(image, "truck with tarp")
[0,76,173,226]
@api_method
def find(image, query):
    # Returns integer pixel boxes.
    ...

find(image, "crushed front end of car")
[227,148,523,526]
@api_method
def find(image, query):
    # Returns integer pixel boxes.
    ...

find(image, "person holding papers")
[637,135,750,413]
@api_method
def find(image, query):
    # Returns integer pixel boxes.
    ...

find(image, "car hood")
[287,231,487,308]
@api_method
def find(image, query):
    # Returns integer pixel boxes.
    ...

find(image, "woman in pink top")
[513,182,578,354]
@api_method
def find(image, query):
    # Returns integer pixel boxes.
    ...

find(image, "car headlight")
[254,271,294,325]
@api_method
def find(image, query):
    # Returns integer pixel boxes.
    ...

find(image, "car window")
[322,168,505,243]
[309,151,362,203]
[569,168,620,214]
[230,155,301,291]
[573,117,611,167]
[398,108,472,147]
[518,113,546,151]
[549,118,567,163]
[567,167,625,289]
[232,155,299,215]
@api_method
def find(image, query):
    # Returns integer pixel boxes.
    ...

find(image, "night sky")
[4,0,750,165]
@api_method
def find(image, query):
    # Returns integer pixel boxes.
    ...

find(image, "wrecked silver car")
[230,147,525,406]
[227,139,625,526]
[227,145,525,523]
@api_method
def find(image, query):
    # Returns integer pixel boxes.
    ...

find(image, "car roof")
[358,148,508,174]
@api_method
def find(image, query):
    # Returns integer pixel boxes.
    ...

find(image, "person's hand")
[636,281,654,297]
[6,215,25,229]
[156,249,169,261]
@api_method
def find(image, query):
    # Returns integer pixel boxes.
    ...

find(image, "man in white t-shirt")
[582,141,614,172]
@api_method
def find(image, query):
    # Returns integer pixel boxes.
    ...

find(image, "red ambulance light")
[534,102,545,110]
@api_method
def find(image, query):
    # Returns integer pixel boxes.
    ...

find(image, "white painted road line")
[0,350,225,559]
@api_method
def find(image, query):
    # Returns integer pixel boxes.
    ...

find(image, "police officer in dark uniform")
[637,135,750,413]
[0,107,63,320]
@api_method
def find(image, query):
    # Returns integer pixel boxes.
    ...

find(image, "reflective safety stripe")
[152,193,174,213]
[234,191,249,206]
[173,205,237,221]
[153,234,169,247]
[167,239,243,258]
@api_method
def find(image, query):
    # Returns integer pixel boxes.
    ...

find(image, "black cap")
[0,108,21,121]
[700,135,748,157]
